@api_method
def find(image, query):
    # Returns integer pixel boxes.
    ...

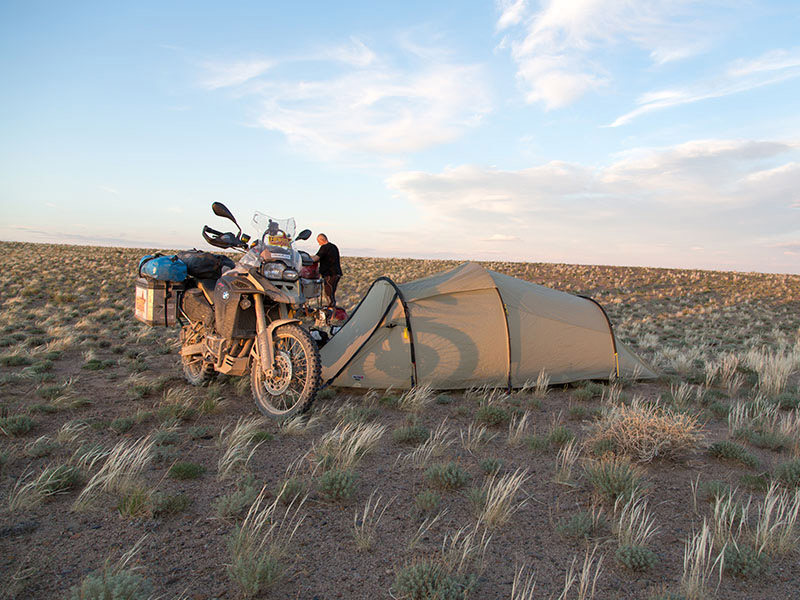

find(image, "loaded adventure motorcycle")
[135,202,343,418]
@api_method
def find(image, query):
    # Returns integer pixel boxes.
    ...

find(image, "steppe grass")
[353,490,395,551]
[70,538,153,600]
[73,436,155,510]
[227,486,307,598]
[218,416,267,480]
[584,456,646,504]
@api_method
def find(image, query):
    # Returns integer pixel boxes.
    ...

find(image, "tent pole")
[577,295,620,380]
[494,288,513,392]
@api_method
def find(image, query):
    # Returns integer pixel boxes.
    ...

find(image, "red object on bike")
[300,263,319,279]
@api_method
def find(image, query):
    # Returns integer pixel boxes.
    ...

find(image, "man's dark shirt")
[316,243,342,277]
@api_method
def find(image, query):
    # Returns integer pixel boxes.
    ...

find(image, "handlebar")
[203,225,247,250]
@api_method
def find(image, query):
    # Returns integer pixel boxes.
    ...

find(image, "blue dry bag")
[138,255,188,282]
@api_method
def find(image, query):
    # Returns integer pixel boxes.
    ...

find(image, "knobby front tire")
[250,324,321,418]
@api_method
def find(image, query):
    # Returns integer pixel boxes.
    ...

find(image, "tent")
[319,262,656,390]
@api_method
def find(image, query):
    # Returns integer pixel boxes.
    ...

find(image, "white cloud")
[387,138,800,271]
[201,59,275,90]
[497,0,714,108]
[202,38,491,160]
[496,0,528,31]
[608,49,800,127]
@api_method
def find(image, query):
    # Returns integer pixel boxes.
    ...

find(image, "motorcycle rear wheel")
[181,325,216,386]
[250,324,320,418]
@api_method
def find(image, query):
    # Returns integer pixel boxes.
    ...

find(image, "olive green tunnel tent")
[319,262,657,390]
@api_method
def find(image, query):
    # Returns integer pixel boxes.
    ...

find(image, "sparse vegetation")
[1,243,799,599]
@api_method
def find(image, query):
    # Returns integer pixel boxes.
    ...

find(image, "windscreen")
[251,212,297,248]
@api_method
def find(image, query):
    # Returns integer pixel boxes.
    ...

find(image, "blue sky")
[1,1,798,273]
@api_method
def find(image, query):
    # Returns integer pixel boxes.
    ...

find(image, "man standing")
[312,233,342,307]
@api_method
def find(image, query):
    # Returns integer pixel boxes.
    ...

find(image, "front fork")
[253,295,299,376]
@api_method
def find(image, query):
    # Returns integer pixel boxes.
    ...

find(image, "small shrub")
[152,492,191,517]
[318,469,358,503]
[39,464,82,496]
[70,567,153,600]
[737,427,792,451]
[475,405,510,427]
[572,382,604,402]
[0,414,34,436]
[415,490,442,512]
[117,487,152,518]
[25,436,59,458]
[740,473,771,491]
[110,417,134,434]
[480,457,503,476]
[775,392,800,410]
[525,434,549,453]
[774,459,800,488]
[708,401,730,420]
[215,477,260,520]
[584,456,645,503]
[276,477,308,506]
[425,462,470,490]
[556,510,606,539]
[708,440,759,469]
[169,461,205,480]
[250,430,274,444]
[153,430,181,446]
[723,543,766,578]
[616,544,658,571]
[392,561,476,600]
[1,354,32,367]
[547,425,575,449]
[700,480,732,502]
[379,394,400,408]
[589,437,617,457]
[187,425,213,440]
[393,425,430,445]
[647,592,686,600]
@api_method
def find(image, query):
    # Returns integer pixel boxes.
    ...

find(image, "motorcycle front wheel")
[250,323,321,418]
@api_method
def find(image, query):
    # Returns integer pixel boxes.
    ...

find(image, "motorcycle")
[177,202,324,418]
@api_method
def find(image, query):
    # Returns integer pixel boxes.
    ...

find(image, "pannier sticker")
[352,375,364,381]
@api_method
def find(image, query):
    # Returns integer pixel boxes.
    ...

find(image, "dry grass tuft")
[474,468,530,528]
[314,420,386,470]
[218,417,267,480]
[73,436,154,510]
[398,383,435,413]
[681,520,724,600]
[353,490,396,551]
[589,398,703,462]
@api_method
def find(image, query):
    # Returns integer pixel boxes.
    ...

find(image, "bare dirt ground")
[1,241,799,599]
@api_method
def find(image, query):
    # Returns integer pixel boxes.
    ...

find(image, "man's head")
[317,233,328,246]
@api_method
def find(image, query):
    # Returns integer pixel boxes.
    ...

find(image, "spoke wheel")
[181,324,216,386]
[250,324,320,418]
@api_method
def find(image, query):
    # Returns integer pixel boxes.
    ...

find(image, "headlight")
[282,269,299,281]
[262,262,285,279]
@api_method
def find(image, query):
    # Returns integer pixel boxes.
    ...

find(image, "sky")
[1,1,799,274]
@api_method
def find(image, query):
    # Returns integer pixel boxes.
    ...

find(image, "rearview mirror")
[296,229,312,241]
[212,202,239,226]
